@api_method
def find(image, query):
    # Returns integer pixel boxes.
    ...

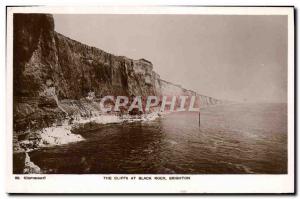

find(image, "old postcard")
[6,6,294,193]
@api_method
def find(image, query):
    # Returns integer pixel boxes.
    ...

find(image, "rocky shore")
[14,111,161,153]
[14,110,162,174]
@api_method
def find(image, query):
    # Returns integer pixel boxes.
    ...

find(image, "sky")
[54,14,287,103]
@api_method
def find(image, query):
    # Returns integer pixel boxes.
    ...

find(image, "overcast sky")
[54,14,287,103]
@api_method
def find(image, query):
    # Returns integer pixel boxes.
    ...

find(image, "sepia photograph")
[6,6,295,193]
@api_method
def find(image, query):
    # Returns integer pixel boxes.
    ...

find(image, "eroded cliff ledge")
[13,13,222,133]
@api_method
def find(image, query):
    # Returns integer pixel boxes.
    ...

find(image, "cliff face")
[14,14,160,99]
[13,14,222,132]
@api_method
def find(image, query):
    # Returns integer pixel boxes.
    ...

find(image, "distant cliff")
[13,14,222,132]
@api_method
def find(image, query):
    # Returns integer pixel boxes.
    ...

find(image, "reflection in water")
[16,103,287,174]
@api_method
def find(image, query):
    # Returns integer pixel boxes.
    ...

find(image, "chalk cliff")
[13,14,222,133]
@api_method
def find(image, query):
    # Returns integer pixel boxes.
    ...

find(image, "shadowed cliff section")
[13,13,222,133]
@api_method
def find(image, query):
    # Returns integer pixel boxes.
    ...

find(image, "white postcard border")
[6,6,295,193]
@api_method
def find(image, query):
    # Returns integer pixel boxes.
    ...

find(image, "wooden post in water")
[198,98,201,128]
[198,111,201,127]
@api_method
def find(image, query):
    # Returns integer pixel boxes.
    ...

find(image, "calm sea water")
[15,103,287,174]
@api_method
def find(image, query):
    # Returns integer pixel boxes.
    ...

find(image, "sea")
[14,103,287,174]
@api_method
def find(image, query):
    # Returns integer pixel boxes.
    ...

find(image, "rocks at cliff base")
[23,152,42,174]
